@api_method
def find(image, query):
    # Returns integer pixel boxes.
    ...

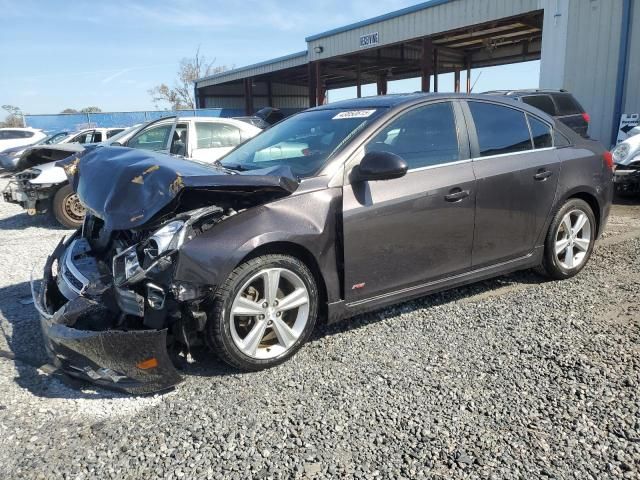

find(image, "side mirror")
[110,141,122,146]
[351,150,408,182]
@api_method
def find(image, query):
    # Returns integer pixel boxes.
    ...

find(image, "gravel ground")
[0,174,639,479]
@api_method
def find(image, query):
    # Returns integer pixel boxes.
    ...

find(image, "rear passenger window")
[366,102,460,169]
[551,94,582,115]
[522,95,556,116]
[468,102,532,157]
[554,130,571,147]
[527,115,553,148]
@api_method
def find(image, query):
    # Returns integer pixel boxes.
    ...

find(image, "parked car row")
[28,92,613,393]
[2,117,263,227]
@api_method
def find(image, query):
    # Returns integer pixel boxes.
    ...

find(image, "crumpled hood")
[15,143,85,171]
[59,146,299,230]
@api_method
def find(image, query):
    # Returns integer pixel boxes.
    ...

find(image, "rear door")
[342,100,476,302]
[464,100,560,267]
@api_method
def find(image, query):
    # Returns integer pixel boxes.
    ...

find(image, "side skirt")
[326,247,543,324]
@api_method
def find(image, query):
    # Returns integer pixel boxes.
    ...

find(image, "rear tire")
[537,199,596,280]
[52,184,85,229]
[206,254,318,371]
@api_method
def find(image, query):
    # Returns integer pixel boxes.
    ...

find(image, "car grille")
[63,267,84,291]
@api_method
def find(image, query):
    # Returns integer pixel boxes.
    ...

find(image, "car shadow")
[0,280,138,400]
[0,211,69,231]
[1,270,546,398]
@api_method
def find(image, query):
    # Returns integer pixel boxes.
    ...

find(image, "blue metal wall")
[25,108,245,134]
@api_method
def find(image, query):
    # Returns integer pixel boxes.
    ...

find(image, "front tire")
[52,184,85,229]
[538,198,596,280]
[206,254,318,371]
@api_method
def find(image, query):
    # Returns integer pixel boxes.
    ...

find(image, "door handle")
[534,169,553,181]
[444,188,470,202]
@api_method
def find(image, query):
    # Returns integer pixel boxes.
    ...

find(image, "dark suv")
[485,89,590,138]
[34,93,613,393]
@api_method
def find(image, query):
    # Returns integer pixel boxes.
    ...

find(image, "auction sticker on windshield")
[333,110,376,120]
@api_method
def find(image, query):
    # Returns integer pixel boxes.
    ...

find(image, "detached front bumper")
[31,237,182,394]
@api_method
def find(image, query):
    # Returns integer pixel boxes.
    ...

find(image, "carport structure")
[196,3,543,112]
[196,0,639,144]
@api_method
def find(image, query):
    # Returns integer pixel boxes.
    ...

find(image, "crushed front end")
[2,169,54,215]
[32,207,234,394]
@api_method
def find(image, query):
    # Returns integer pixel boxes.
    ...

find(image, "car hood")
[15,143,86,171]
[60,146,299,231]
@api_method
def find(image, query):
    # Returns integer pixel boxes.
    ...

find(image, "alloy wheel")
[230,267,310,359]
[554,209,592,269]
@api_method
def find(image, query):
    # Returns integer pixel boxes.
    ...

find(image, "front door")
[342,101,476,302]
[464,101,560,267]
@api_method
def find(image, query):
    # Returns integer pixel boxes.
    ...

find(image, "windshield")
[220,108,387,178]
[104,124,142,145]
[38,132,69,145]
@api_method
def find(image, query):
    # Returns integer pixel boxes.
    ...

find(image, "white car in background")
[0,127,47,152]
[612,126,640,196]
[121,116,262,162]
[3,117,261,228]
[0,127,126,171]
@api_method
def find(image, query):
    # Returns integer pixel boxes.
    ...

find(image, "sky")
[0,0,540,115]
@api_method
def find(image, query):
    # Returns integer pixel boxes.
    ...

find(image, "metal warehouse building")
[195,0,638,145]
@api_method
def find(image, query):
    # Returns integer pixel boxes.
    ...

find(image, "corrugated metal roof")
[304,0,454,42]
[195,50,307,87]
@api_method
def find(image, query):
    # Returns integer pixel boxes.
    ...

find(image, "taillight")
[603,151,614,170]
[582,112,591,123]
[302,148,311,156]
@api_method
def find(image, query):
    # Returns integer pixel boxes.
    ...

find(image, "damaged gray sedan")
[33,94,613,393]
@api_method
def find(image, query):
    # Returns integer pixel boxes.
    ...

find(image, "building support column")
[243,78,253,115]
[433,48,439,93]
[308,62,317,108]
[316,61,325,105]
[454,70,461,93]
[465,56,472,93]
[421,37,433,92]
[356,57,362,98]
[267,80,273,107]
[377,75,387,96]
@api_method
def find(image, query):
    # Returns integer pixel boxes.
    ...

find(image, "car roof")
[482,89,571,97]
[310,93,556,121]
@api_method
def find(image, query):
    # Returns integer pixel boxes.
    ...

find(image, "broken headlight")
[146,220,187,259]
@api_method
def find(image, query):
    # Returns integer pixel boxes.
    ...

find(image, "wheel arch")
[565,190,602,237]
[239,241,329,322]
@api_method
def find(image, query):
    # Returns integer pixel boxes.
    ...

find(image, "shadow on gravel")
[309,269,546,342]
[0,280,134,400]
[0,270,546,395]
[0,211,68,231]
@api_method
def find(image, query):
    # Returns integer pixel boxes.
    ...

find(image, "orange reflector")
[137,357,159,370]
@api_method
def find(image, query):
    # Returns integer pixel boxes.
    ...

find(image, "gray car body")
[173,93,612,323]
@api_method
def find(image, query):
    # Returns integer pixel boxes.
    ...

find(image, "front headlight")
[613,143,630,163]
[147,220,186,258]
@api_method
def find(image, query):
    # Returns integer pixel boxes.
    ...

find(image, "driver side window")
[366,102,460,169]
